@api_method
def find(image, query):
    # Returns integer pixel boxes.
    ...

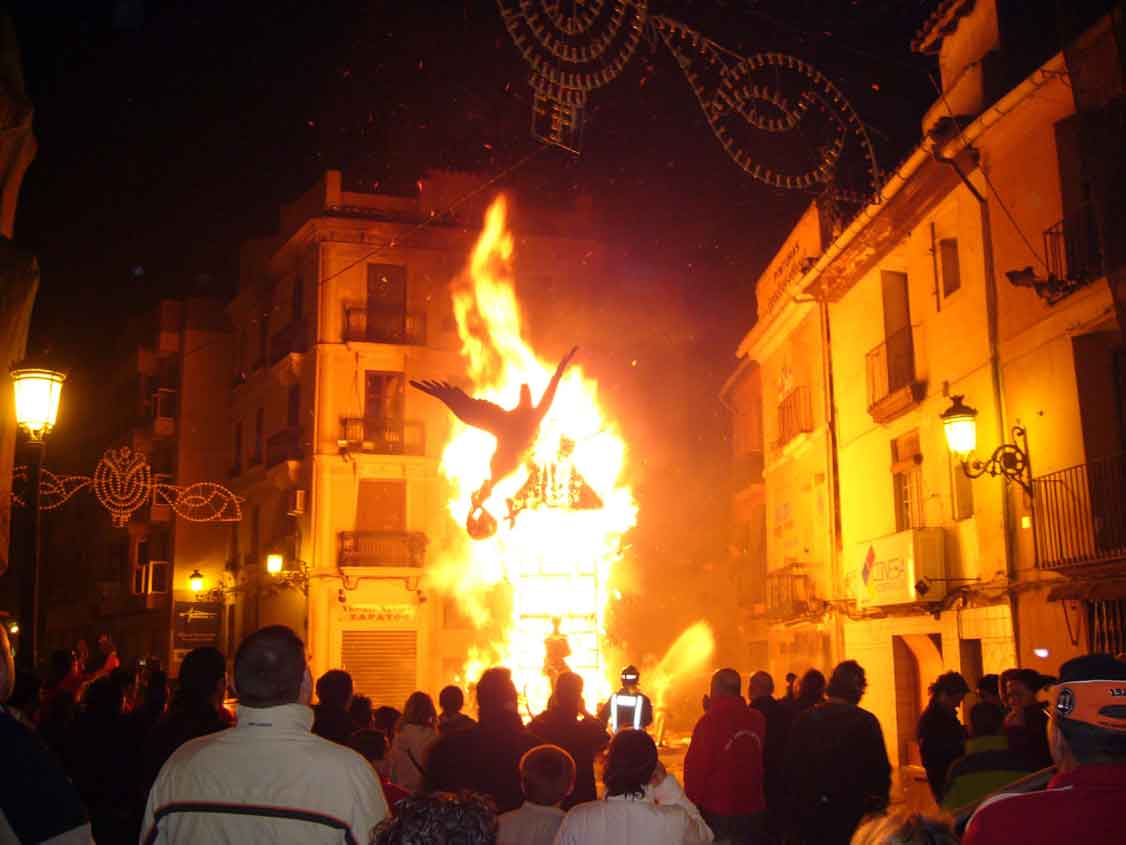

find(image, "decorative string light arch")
[497,0,881,203]
[18,447,242,526]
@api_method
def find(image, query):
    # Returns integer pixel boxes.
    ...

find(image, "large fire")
[430,196,638,715]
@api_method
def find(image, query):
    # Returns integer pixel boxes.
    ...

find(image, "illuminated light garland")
[15,446,243,527]
[498,4,880,202]
[497,0,649,152]
[93,447,152,526]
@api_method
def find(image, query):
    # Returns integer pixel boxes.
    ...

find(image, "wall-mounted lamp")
[266,554,309,595]
[266,553,284,575]
[941,395,1033,496]
[188,569,205,594]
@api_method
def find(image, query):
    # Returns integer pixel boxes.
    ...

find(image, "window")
[366,264,407,343]
[287,384,301,429]
[949,452,974,521]
[235,329,246,379]
[250,505,261,567]
[132,538,149,595]
[257,308,269,366]
[940,238,961,297]
[1088,599,1126,655]
[252,407,264,464]
[292,275,304,323]
[233,422,242,474]
[892,430,924,531]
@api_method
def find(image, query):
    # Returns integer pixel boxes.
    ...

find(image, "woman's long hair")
[398,691,437,732]
[603,729,658,799]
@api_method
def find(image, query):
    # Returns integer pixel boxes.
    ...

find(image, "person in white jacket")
[389,690,438,792]
[553,728,714,845]
[141,625,387,844]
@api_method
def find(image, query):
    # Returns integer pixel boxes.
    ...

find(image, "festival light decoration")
[16,447,242,526]
[496,1,880,202]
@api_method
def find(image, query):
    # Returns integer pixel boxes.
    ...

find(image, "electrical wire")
[928,71,1051,274]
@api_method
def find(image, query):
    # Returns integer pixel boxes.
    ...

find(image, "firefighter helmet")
[621,665,640,685]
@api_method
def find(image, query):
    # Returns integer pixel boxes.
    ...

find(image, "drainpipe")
[818,297,845,664]
[932,148,1022,660]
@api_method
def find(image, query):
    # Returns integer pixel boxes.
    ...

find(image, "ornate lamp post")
[10,364,66,669]
[941,394,1033,496]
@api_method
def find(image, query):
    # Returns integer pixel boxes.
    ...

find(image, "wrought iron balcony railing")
[776,386,813,449]
[338,417,425,456]
[866,325,925,423]
[265,427,303,468]
[1045,203,1102,285]
[1033,453,1126,569]
[338,530,428,567]
[342,307,426,345]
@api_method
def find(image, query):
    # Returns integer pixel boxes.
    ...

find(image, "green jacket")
[940,734,1034,812]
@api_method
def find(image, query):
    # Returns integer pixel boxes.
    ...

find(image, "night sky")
[9,0,941,660]
[11,0,939,359]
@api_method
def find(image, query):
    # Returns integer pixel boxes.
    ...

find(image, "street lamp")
[10,363,66,670]
[940,395,1032,496]
[11,368,66,442]
[266,553,284,575]
[188,569,205,594]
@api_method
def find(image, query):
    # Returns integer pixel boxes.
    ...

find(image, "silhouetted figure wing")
[532,346,579,427]
[410,380,508,435]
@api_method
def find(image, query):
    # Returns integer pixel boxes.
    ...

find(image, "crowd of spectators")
[1,620,1123,844]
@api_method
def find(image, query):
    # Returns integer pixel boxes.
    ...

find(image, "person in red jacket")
[684,667,766,843]
[963,653,1126,845]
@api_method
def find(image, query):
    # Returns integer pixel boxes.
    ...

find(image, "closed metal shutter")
[341,630,417,709]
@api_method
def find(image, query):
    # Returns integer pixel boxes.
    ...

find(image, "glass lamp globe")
[11,367,66,440]
[188,569,205,593]
[266,553,284,575]
[941,395,978,457]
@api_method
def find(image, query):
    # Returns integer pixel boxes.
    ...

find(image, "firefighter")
[598,665,654,734]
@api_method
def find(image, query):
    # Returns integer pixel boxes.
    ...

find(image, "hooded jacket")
[684,695,766,817]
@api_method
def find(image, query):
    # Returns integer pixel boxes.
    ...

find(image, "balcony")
[338,417,425,456]
[153,388,177,437]
[343,307,426,345]
[1045,203,1102,289]
[1034,453,1126,569]
[265,427,303,468]
[766,564,815,620]
[269,321,307,366]
[733,450,765,491]
[775,386,813,449]
[338,530,428,568]
[866,325,926,424]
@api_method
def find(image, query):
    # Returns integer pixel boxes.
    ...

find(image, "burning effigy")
[426,196,716,720]
[426,195,637,715]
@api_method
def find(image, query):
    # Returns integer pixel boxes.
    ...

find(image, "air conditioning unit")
[288,489,307,516]
[854,528,945,607]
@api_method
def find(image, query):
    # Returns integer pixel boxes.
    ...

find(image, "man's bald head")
[710,668,742,699]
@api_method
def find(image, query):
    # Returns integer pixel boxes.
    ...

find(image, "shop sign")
[173,601,221,650]
[344,603,416,624]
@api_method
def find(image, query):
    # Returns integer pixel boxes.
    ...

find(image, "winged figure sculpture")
[410,346,577,538]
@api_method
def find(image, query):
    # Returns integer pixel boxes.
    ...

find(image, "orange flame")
[429,196,637,715]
